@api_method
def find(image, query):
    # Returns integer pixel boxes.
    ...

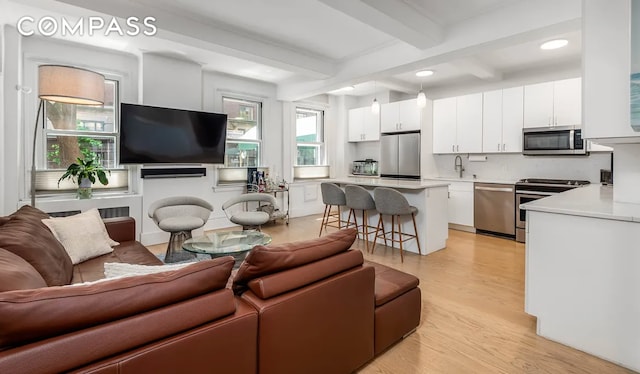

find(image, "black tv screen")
[119,103,227,164]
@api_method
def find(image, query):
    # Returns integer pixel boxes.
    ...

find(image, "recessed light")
[540,39,568,50]
[415,70,434,77]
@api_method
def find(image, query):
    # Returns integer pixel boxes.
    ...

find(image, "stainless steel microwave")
[522,126,587,155]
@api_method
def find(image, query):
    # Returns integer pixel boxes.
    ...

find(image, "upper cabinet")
[482,87,524,153]
[524,78,581,128]
[348,106,380,142]
[433,94,483,154]
[380,99,421,133]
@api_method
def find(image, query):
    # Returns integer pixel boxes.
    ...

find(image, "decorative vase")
[77,178,92,199]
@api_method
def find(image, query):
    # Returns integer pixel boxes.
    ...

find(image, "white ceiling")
[1,0,583,100]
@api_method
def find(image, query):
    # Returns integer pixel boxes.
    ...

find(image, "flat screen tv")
[119,103,227,164]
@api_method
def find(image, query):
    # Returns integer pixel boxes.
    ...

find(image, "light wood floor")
[148,215,634,374]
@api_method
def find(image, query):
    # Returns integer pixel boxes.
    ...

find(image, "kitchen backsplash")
[433,152,612,183]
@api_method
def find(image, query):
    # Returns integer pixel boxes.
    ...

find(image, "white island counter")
[326,178,450,256]
[522,185,640,372]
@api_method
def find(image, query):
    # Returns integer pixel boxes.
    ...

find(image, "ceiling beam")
[279,0,581,100]
[318,0,443,50]
[450,57,503,81]
[53,0,336,79]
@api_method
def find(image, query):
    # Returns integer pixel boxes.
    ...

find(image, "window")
[222,97,262,167]
[43,80,118,170]
[37,79,128,194]
[295,107,324,166]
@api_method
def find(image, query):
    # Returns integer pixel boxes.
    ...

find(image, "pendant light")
[416,83,427,108]
[371,80,380,114]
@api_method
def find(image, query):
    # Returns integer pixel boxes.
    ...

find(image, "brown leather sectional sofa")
[0,205,421,374]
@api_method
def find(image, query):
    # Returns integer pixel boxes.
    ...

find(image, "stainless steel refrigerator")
[380,132,421,179]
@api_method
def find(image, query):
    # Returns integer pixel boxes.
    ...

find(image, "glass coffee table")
[182,230,272,268]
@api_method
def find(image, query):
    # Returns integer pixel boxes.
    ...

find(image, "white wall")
[1,27,139,215]
[0,30,330,238]
[432,152,611,183]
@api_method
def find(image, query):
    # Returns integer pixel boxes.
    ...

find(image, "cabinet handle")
[456,145,459,152]
[502,143,506,151]
[498,143,500,151]
[399,123,402,129]
[452,145,455,152]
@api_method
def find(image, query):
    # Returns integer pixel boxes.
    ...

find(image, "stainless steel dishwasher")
[474,183,515,237]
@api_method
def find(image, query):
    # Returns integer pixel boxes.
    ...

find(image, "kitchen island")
[522,185,640,372]
[327,178,450,255]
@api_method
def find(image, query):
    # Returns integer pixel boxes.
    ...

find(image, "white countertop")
[520,184,640,222]
[424,176,518,185]
[327,178,449,190]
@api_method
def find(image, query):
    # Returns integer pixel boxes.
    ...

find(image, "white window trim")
[221,95,264,169]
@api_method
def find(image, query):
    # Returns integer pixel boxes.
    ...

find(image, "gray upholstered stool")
[222,193,278,231]
[345,184,380,252]
[372,187,421,262]
[319,182,347,236]
[148,196,213,263]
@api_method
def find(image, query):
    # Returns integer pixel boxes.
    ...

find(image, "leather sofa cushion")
[0,248,47,291]
[0,256,234,350]
[0,205,72,286]
[233,228,357,295]
[247,250,364,299]
[365,261,419,306]
[72,241,163,283]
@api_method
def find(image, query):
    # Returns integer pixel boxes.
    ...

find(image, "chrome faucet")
[454,155,465,178]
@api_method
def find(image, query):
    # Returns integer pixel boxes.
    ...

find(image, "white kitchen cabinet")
[482,87,523,153]
[456,93,483,153]
[433,97,457,153]
[553,78,582,126]
[524,78,581,128]
[348,106,380,142]
[448,181,474,227]
[433,94,483,154]
[380,99,421,133]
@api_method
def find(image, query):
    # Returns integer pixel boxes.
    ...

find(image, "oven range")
[515,178,590,242]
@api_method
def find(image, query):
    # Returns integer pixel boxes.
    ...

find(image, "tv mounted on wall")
[119,103,227,164]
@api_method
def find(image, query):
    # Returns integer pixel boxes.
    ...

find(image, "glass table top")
[182,230,272,256]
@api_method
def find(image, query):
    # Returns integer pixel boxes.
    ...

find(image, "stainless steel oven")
[515,179,590,242]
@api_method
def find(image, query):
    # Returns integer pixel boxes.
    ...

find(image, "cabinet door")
[524,81,554,127]
[433,98,457,154]
[348,108,363,142]
[448,182,474,226]
[398,99,421,131]
[456,93,483,153]
[501,86,524,153]
[553,78,581,126]
[380,102,400,133]
[362,109,380,141]
[482,89,503,153]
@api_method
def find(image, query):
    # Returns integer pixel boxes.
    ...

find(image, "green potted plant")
[58,157,109,199]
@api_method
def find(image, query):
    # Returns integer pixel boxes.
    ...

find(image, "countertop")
[520,184,640,222]
[327,178,449,190]
[424,176,518,185]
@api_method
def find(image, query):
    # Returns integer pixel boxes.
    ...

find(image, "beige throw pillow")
[42,209,119,264]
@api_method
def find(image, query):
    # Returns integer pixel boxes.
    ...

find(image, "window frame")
[36,78,128,195]
[295,106,326,166]
[222,96,263,168]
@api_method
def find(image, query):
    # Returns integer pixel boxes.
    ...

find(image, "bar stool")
[371,187,421,262]
[319,183,347,236]
[344,185,380,252]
